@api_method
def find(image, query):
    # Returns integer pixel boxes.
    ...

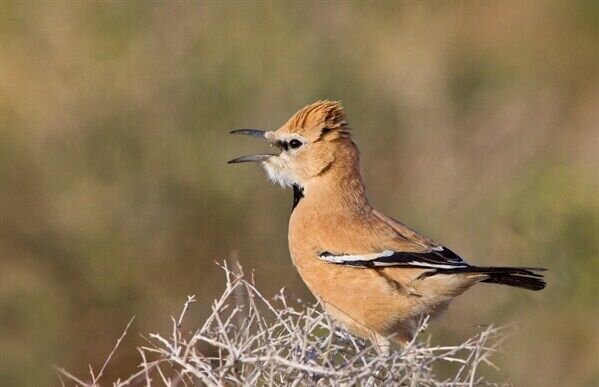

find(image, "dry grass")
[57,262,513,386]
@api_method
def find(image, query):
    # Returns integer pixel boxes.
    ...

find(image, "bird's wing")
[317,209,469,269]
[318,245,469,269]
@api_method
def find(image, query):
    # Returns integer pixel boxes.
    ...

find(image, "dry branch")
[58,262,512,386]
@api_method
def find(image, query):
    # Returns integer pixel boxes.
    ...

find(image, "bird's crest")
[285,100,350,138]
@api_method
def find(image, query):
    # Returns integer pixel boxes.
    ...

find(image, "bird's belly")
[291,253,421,340]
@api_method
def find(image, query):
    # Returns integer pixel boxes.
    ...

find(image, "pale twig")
[137,348,152,386]
[92,316,135,386]
[53,366,89,386]
[177,295,196,329]
[58,372,66,387]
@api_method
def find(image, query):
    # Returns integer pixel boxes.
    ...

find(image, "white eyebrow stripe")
[281,134,307,142]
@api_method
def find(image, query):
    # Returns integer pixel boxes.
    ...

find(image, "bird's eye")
[289,139,303,149]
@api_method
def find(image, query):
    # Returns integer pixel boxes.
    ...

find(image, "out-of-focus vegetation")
[0,1,597,385]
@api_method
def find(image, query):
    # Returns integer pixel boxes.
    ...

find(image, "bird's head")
[228,101,357,188]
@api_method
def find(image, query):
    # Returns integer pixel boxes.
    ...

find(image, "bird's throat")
[292,184,304,212]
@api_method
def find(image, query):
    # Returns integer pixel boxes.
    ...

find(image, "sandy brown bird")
[228,101,546,353]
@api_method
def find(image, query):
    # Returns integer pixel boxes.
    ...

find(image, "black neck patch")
[292,184,304,211]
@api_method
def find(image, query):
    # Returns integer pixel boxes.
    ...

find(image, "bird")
[228,100,546,354]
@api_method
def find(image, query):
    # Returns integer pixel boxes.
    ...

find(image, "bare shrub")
[57,262,512,386]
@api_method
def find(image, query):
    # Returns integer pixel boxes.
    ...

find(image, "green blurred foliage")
[0,0,597,385]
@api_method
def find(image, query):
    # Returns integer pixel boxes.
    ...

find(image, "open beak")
[227,129,277,164]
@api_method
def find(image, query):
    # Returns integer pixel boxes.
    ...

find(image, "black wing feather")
[318,248,547,291]
[319,246,468,269]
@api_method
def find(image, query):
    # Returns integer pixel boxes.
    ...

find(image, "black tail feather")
[435,266,547,291]
[481,271,546,291]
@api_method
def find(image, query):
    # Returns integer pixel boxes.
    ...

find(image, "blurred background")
[1,0,597,385]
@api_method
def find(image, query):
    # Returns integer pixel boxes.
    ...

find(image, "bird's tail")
[441,266,547,291]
